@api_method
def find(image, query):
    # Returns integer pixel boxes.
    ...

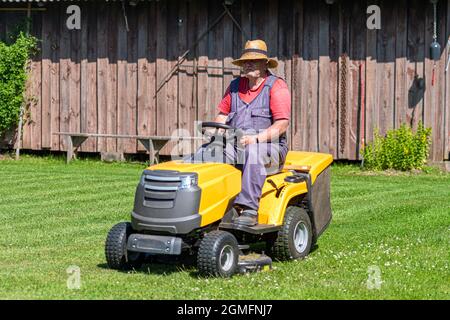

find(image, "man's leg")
[233,143,284,226]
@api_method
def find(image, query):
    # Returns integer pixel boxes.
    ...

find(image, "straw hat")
[232,39,278,69]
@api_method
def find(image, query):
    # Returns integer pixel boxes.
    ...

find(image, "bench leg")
[138,139,157,164]
[67,137,73,164]
[152,140,171,164]
[138,139,170,165]
[66,136,88,164]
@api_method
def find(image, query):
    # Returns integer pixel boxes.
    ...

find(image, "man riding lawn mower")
[105,40,333,277]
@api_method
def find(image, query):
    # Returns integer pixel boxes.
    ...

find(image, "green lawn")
[0,155,449,299]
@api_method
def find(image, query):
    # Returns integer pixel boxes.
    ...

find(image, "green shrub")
[0,32,37,137]
[362,123,432,171]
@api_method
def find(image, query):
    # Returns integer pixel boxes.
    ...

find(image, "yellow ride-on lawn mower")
[105,122,333,277]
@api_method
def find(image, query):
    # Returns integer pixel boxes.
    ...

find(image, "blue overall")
[191,75,289,213]
[227,75,288,211]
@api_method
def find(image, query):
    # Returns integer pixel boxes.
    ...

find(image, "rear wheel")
[270,206,313,261]
[105,222,144,270]
[197,230,239,277]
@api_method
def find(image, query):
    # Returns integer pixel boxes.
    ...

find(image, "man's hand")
[211,113,228,135]
[240,135,258,146]
[202,113,228,138]
[214,113,228,124]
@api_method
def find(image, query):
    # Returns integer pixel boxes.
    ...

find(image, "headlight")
[179,175,198,189]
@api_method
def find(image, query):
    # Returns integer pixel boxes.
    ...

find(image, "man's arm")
[257,119,289,143]
[240,119,289,146]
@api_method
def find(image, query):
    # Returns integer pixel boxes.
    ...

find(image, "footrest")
[219,222,281,235]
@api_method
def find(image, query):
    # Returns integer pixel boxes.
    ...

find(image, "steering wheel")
[200,122,244,152]
[201,122,233,138]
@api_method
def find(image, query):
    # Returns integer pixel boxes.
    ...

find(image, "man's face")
[242,59,268,78]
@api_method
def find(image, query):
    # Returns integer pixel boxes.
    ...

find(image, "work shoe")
[234,209,258,226]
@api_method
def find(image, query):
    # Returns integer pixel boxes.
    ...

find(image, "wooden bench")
[53,132,202,164]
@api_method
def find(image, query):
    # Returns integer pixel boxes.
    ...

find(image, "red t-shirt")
[217,76,291,121]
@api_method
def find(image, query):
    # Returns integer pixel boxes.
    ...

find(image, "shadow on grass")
[97,253,202,278]
[310,244,319,254]
[98,244,320,278]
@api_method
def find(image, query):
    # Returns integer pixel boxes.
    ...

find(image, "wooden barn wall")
[0,0,449,161]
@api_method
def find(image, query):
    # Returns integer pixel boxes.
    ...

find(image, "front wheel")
[197,230,239,277]
[105,222,144,270]
[270,206,313,261]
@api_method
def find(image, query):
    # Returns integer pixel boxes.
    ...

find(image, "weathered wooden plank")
[231,0,243,78]
[196,0,210,126]
[278,0,293,150]
[86,3,98,152]
[126,6,138,154]
[301,1,319,152]
[80,2,97,152]
[137,2,157,152]
[155,0,169,155]
[222,0,235,94]
[106,3,118,152]
[117,2,129,153]
[136,3,149,153]
[349,0,366,160]
[80,2,88,152]
[365,0,378,146]
[431,0,446,161]
[69,12,81,148]
[59,4,71,151]
[424,1,435,159]
[251,0,264,40]
[328,1,339,159]
[190,4,201,152]
[30,11,42,150]
[250,0,278,75]
[395,0,408,129]
[50,7,60,151]
[206,1,224,122]
[97,2,108,152]
[240,0,251,44]
[446,0,450,160]
[291,0,304,151]
[423,0,445,161]
[318,1,330,155]
[178,0,194,133]
[176,0,196,156]
[116,3,138,154]
[158,0,180,156]
[406,0,425,132]
[376,0,396,137]
[41,9,52,149]
[265,0,278,76]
